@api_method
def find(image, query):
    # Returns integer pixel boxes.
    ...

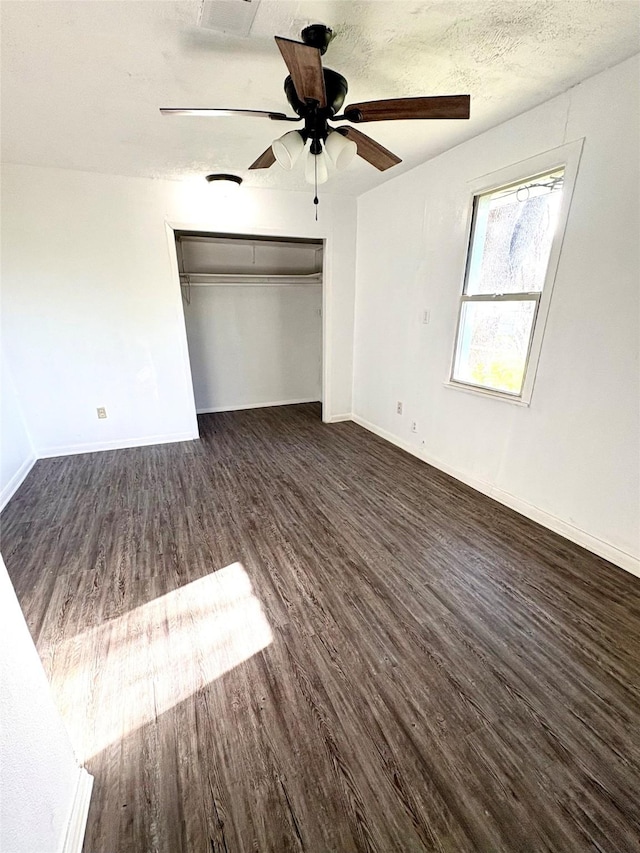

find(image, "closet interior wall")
[177,233,323,415]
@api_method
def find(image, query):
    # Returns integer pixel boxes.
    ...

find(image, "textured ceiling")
[1,1,639,196]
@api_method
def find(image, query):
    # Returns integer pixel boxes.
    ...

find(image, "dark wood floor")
[2,403,639,852]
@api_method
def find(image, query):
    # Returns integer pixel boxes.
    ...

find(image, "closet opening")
[175,231,324,425]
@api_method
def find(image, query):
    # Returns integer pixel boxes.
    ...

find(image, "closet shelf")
[179,271,322,287]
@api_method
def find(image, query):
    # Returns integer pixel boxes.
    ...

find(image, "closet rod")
[180,272,322,287]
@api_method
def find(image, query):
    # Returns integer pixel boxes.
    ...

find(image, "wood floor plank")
[1,403,639,852]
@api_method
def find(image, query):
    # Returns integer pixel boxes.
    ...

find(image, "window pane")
[453,300,536,395]
[466,170,564,295]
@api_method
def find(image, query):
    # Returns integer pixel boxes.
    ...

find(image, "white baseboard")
[197,398,320,414]
[61,767,93,853]
[0,453,37,511]
[489,486,639,577]
[37,431,198,459]
[351,414,639,578]
[324,413,352,423]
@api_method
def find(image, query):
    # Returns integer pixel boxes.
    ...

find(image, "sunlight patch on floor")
[52,562,273,761]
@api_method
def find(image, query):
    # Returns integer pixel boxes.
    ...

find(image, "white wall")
[0,555,84,853]
[353,55,640,573]
[184,285,322,412]
[0,353,35,508]
[0,169,356,459]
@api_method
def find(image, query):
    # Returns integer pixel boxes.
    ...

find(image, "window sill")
[443,381,531,407]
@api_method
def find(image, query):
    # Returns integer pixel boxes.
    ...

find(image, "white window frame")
[447,139,584,406]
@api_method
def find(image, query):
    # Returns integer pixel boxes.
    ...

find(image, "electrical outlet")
[396,401,403,415]
[411,420,418,433]
[97,407,107,419]
[422,309,431,324]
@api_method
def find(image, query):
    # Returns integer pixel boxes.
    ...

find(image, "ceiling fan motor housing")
[284,68,347,116]
[284,68,349,120]
[284,67,348,149]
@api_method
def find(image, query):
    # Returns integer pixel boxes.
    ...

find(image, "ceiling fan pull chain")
[314,152,319,220]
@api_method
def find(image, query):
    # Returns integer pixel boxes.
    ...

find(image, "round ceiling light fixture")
[205,173,243,188]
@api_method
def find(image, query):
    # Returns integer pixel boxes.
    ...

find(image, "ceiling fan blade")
[274,36,326,108]
[339,127,401,171]
[343,95,470,123]
[249,146,276,170]
[160,108,299,121]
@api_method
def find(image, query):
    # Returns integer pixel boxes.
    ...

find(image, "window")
[449,143,582,404]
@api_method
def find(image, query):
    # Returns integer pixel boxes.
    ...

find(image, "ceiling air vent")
[198,0,261,37]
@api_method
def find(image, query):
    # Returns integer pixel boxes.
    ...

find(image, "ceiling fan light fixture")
[304,148,329,185]
[272,130,305,170]
[325,130,357,171]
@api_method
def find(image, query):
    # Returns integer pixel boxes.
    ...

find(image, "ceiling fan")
[161,23,470,191]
